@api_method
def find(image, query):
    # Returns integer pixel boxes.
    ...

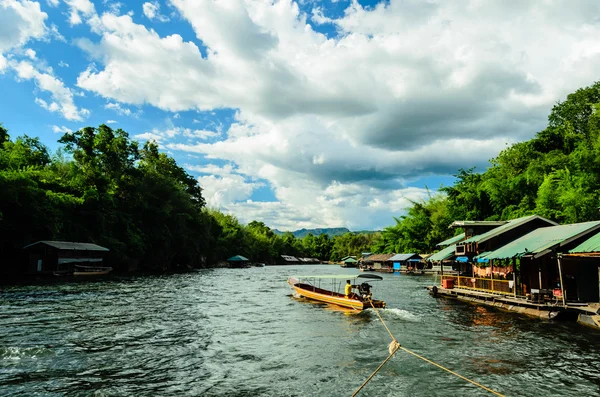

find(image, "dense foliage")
[0,124,356,273]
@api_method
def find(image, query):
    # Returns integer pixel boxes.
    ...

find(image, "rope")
[396,345,505,397]
[350,300,506,397]
[350,341,400,397]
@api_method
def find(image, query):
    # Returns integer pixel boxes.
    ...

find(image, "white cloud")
[51,125,72,133]
[185,163,234,176]
[311,7,333,25]
[143,1,169,22]
[105,102,131,116]
[104,1,123,14]
[64,0,96,25]
[136,126,219,143]
[0,0,48,53]
[105,119,117,124]
[46,0,58,6]
[198,172,260,208]
[134,131,163,142]
[58,60,69,67]
[71,0,600,228]
[24,48,35,59]
[14,60,89,121]
[0,54,7,72]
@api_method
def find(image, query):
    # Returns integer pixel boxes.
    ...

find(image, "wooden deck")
[426,285,600,328]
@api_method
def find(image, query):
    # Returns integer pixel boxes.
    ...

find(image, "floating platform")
[425,285,600,330]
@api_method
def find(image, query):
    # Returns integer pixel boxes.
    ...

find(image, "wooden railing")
[441,275,519,296]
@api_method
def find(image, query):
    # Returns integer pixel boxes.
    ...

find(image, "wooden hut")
[361,253,395,272]
[277,255,300,265]
[23,241,110,275]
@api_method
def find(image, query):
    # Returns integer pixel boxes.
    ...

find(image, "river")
[1,265,600,396]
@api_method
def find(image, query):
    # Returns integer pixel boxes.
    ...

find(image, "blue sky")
[2,0,600,231]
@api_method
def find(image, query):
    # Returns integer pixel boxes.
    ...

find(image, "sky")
[2,0,600,231]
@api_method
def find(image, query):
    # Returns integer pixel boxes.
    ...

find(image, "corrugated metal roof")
[449,220,507,228]
[281,255,299,261]
[228,255,249,261]
[23,241,109,251]
[461,215,558,244]
[569,232,600,253]
[388,253,420,261]
[427,244,456,262]
[436,233,465,247]
[363,253,395,262]
[477,221,600,260]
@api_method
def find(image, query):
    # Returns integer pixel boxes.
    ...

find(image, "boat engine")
[358,282,372,300]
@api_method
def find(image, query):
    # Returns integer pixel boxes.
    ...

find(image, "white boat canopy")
[292,274,383,280]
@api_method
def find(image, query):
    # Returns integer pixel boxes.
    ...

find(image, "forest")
[2,81,600,273]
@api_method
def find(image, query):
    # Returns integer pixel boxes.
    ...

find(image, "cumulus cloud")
[64,0,96,26]
[51,125,72,133]
[198,172,262,209]
[0,0,48,52]
[70,0,600,228]
[105,102,132,116]
[14,60,89,121]
[143,1,169,22]
[136,126,219,143]
[24,48,36,59]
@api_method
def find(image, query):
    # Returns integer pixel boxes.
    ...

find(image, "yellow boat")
[288,274,386,311]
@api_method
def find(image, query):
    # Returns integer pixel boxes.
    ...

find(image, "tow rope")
[351,300,506,397]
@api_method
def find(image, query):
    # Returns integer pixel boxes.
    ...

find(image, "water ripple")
[1,267,600,396]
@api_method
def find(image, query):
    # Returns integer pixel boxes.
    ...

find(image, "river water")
[1,265,600,397]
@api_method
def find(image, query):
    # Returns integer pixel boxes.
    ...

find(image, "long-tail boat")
[287,274,386,311]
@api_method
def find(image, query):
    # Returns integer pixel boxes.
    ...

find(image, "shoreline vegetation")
[2,82,600,277]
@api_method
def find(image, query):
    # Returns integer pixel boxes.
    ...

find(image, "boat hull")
[289,281,385,311]
[73,265,113,276]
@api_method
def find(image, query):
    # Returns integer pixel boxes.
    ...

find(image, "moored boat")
[287,274,386,310]
[73,264,113,276]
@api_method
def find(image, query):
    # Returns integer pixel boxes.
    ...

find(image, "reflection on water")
[1,266,600,396]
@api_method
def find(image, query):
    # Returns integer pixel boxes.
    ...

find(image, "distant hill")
[272,228,379,238]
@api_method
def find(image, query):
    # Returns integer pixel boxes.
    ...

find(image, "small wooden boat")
[288,274,386,311]
[73,264,113,276]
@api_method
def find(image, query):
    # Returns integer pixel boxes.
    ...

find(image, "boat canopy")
[292,274,383,280]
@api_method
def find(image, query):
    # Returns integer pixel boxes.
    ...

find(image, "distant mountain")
[273,227,350,238]
[272,227,379,238]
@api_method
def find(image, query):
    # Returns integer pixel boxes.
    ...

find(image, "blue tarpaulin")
[456,256,469,262]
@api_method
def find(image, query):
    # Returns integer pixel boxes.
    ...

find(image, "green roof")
[228,255,249,261]
[477,221,600,261]
[427,244,456,262]
[436,233,465,247]
[570,232,600,253]
[343,257,358,263]
[461,215,557,244]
